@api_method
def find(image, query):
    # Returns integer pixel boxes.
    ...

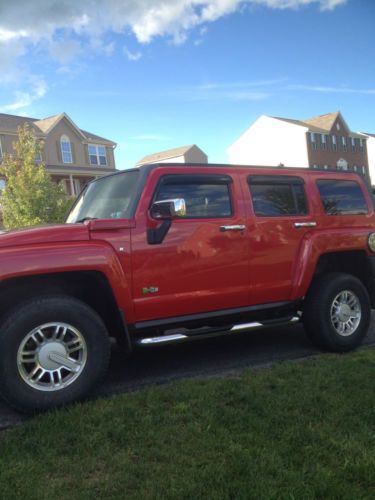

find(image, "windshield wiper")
[75,217,98,223]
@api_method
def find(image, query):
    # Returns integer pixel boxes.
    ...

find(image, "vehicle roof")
[90,162,367,185]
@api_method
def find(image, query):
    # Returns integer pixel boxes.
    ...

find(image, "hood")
[0,224,90,249]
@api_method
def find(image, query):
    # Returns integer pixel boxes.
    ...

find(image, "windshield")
[67,171,140,223]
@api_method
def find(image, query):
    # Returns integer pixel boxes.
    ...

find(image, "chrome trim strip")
[230,322,263,331]
[138,333,187,345]
[136,317,300,346]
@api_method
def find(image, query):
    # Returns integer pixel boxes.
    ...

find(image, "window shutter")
[105,147,111,167]
[56,140,62,163]
[70,142,75,164]
[84,144,89,165]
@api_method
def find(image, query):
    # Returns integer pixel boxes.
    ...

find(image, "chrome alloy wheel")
[330,290,361,337]
[17,322,87,391]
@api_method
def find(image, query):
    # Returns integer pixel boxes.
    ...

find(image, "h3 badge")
[142,286,159,295]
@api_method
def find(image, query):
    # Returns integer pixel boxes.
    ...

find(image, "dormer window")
[60,135,73,164]
[88,144,107,166]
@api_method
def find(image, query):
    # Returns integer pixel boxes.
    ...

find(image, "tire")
[303,272,371,352]
[0,295,111,413]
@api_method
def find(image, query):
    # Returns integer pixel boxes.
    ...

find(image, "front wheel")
[303,273,371,352]
[0,296,111,413]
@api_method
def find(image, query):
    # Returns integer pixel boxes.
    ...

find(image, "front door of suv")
[131,169,249,323]
[243,174,316,305]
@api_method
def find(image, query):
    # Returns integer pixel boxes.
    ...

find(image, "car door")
[243,173,316,304]
[131,168,250,323]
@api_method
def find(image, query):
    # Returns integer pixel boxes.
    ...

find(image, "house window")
[321,134,327,150]
[353,165,358,172]
[359,139,364,152]
[341,136,347,152]
[309,132,317,150]
[323,165,328,170]
[362,166,366,176]
[351,137,356,152]
[60,135,73,164]
[35,151,42,162]
[331,135,337,151]
[88,144,107,166]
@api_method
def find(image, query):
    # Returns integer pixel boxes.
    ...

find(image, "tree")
[0,124,72,229]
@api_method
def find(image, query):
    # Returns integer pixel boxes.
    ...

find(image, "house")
[136,144,208,166]
[0,112,117,196]
[360,133,375,186]
[227,111,369,179]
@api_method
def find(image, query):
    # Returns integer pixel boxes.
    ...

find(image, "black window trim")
[151,173,234,220]
[316,178,369,216]
[247,174,309,217]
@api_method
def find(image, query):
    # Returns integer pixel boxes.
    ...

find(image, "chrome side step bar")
[136,316,300,346]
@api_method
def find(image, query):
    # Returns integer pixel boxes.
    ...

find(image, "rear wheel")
[0,296,110,413]
[303,273,371,352]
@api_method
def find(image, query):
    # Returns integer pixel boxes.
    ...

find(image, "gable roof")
[272,111,365,138]
[0,112,116,145]
[34,113,65,134]
[272,116,327,134]
[303,111,341,131]
[137,144,205,165]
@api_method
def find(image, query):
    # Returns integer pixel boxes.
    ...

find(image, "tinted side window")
[154,176,232,218]
[316,180,368,215]
[248,177,308,216]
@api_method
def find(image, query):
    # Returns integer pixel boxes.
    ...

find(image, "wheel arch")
[0,271,132,352]
[311,250,375,307]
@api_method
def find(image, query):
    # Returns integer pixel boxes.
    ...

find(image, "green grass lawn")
[1,349,375,500]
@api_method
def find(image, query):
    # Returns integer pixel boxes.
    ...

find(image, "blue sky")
[0,0,374,169]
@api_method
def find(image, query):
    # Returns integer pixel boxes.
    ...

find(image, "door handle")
[220,225,246,232]
[294,222,317,228]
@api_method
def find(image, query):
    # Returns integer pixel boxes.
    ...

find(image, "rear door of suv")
[243,172,316,304]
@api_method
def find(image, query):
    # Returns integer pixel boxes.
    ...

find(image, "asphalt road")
[1,318,375,430]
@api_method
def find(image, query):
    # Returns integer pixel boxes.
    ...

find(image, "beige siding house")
[136,144,208,166]
[0,112,117,196]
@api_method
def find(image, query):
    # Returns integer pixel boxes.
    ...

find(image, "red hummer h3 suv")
[0,163,374,412]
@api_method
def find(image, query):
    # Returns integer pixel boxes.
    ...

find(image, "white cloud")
[288,84,375,95]
[123,47,142,61]
[0,79,47,112]
[0,1,347,50]
[0,0,347,110]
[49,40,82,64]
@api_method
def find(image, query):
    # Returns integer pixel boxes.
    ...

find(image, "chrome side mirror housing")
[150,198,186,219]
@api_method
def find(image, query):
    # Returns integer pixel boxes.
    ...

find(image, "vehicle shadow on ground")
[1,320,374,429]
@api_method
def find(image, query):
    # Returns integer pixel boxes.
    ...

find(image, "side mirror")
[150,198,186,219]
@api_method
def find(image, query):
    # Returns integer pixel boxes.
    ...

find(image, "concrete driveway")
[1,319,374,430]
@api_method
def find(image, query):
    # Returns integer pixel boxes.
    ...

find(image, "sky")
[0,0,374,169]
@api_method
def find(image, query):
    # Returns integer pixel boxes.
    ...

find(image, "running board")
[135,316,300,346]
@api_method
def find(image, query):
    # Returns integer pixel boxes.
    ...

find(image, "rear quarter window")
[316,179,368,215]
